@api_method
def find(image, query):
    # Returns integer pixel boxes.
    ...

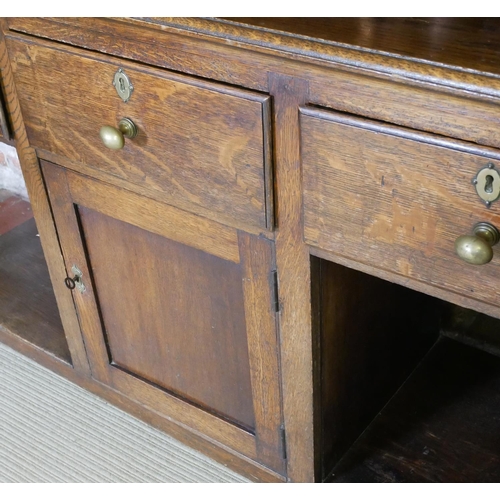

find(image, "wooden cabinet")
[3,18,500,483]
[41,161,285,474]
[4,29,285,473]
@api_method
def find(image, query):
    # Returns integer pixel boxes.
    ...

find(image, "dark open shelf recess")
[314,257,500,483]
[329,336,500,482]
[0,192,71,364]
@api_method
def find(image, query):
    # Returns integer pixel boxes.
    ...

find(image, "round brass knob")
[99,118,138,150]
[455,222,500,265]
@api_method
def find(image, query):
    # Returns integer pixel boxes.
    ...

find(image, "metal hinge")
[272,270,280,312]
[280,424,287,460]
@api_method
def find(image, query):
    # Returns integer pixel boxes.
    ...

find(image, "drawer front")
[301,107,500,309]
[8,37,272,229]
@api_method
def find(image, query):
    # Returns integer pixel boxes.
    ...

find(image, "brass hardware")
[112,68,134,102]
[455,222,500,265]
[99,118,138,150]
[64,265,86,293]
[472,163,500,207]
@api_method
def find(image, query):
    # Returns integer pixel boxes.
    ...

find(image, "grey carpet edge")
[0,342,251,483]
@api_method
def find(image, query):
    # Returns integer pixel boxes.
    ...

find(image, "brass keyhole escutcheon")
[473,163,500,207]
[112,68,134,103]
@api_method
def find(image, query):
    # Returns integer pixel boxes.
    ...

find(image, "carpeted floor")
[0,342,250,483]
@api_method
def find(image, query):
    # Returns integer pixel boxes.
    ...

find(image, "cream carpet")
[0,342,250,482]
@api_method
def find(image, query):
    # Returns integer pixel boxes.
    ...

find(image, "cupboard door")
[41,161,285,473]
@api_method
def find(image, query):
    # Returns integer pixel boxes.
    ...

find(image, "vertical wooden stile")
[0,22,90,374]
[268,73,316,482]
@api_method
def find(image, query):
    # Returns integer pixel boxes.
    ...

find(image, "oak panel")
[42,161,285,473]
[42,161,259,459]
[7,36,272,229]
[301,107,500,310]
[78,206,255,430]
[67,169,240,264]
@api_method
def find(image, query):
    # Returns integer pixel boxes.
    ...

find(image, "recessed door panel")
[78,206,255,430]
[41,160,285,473]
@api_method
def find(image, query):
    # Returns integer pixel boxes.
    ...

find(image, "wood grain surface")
[238,231,284,474]
[131,18,500,95]
[301,107,500,312]
[269,73,315,482]
[6,16,500,483]
[7,35,273,229]
[42,161,285,474]
[66,169,241,264]
[7,18,500,152]
[9,18,500,90]
[222,18,500,76]
[309,71,500,151]
[78,205,256,431]
[41,161,259,464]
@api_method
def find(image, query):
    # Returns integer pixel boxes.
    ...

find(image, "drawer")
[7,37,273,229]
[301,107,500,310]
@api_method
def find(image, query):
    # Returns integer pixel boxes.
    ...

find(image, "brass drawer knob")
[99,118,138,150]
[455,222,500,265]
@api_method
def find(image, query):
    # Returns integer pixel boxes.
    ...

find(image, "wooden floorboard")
[329,337,500,483]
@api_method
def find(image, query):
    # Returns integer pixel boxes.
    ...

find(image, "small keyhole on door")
[119,76,126,92]
[485,174,494,194]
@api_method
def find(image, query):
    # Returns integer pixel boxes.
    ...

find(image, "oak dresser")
[1,18,500,482]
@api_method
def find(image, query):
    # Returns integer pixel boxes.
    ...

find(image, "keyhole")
[485,174,494,194]
[119,76,126,93]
